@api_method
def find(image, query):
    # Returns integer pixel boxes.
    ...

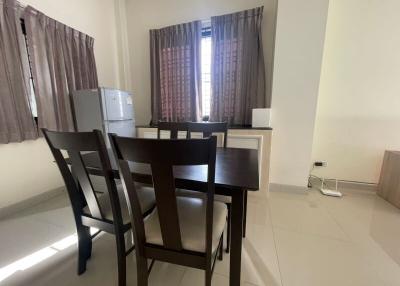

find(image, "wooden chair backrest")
[42,129,124,227]
[157,121,189,139]
[187,122,228,148]
[109,134,217,256]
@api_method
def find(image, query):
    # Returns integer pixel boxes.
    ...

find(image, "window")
[20,19,38,120]
[201,27,211,118]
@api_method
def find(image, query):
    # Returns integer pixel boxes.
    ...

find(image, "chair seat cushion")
[83,183,155,224]
[176,188,231,204]
[144,197,227,253]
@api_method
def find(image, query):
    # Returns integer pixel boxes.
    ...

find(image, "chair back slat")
[188,122,228,148]
[151,164,182,250]
[157,121,189,139]
[205,138,217,261]
[110,134,217,254]
[44,136,86,216]
[42,129,123,225]
[68,151,103,218]
[113,137,211,165]
[44,131,99,151]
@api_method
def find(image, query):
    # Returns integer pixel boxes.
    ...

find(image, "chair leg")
[243,190,247,238]
[226,203,231,253]
[77,225,91,275]
[136,256,149,286]
[218,235,223,261]
[86,229,92,260]
[115,233,126,286]
[205,267,212,286]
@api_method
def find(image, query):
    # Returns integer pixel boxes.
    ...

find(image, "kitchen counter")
[136,124,273,130]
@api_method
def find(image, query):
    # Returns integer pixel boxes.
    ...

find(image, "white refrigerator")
[72,87,135,145]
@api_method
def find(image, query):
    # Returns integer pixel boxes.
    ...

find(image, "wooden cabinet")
[378,151,400,208]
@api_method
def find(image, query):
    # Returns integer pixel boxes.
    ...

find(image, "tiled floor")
[1,186,400,286]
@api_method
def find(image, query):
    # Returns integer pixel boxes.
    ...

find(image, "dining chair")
[42,129,156,286]
[109,134,226,286]
[157,121,189,139]
[187,122,228,148]
[185,121,248,252]
[159,121,235,252]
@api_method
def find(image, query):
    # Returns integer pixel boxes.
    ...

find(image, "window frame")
[20,18,38,124]
[200,27,212,118]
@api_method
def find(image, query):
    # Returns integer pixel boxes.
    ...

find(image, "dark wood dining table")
[76,147,259,286]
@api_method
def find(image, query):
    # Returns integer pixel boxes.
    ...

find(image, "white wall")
[0,0,334,207]
[312,0,400,184]
[0,0,123,208]
[125,0,278,125]
[121,0,331,188]
[269,0,330,187]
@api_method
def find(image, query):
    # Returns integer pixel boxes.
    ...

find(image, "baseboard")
[0,187,65,220]
[310,177,377,192]
[270,180,377,195]
[269,183,308,193]
[337,180,377,192]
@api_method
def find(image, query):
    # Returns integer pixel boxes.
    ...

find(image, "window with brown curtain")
[24,6,98,132]
[210,7,266,125]
[150,21,202,123]
[0,0,38,143]
[0,1,99,143]
[150,7,267,125]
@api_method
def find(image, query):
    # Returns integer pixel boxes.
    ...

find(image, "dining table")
[75,146,259,286]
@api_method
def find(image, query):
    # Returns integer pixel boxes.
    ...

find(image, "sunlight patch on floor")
[0,228,98,282]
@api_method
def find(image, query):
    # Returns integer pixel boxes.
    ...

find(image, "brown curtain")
[210,7,266,125]
[150,21,202,123]
[0,0,38,143]
[24,6,98,132]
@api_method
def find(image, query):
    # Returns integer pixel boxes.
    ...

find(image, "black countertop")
[136,124,273,131]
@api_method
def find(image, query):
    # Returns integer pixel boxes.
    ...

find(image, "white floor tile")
[269,190,349,241]
[148,262,186,286]
[2,187,400,286]
[179,268,229,286]
[0,216,66,267]
[273,227,386,286]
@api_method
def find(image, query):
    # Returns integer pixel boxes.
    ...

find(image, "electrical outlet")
[314,161,328,167]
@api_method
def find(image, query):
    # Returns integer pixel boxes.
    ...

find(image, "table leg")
[229,190,244,286]
[243,190,247,238]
